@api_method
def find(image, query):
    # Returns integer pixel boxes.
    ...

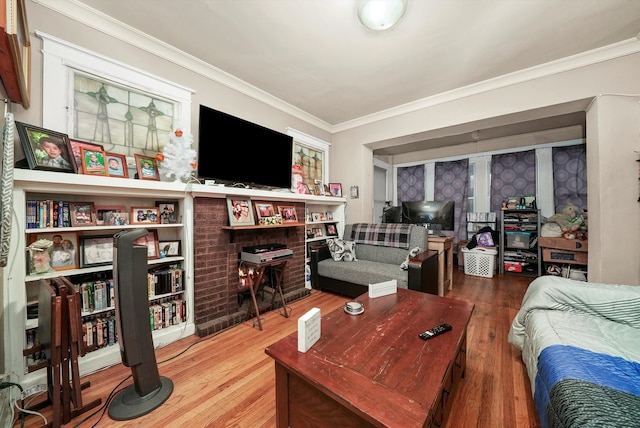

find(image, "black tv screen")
[401,200,455,231]
[197,104,293,189]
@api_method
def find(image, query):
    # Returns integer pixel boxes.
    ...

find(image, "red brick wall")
[193,197,308,336]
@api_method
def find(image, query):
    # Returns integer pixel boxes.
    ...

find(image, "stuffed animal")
[547,204,586,232]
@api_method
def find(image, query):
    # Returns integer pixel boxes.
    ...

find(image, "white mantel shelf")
[14,169,346,204]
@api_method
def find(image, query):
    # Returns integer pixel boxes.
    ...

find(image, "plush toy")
[547,204,586,232]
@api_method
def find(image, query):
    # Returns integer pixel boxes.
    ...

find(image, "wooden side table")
[239,257,291,330]
[427,236,454,296]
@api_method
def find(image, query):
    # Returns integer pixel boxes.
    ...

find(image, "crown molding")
[33,0,640,135]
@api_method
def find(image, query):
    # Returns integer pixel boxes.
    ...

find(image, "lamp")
[357,0,408,31]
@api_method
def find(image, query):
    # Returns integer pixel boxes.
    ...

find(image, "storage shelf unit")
[466,212,497,240]
[3,169,195,388]
[499,209,541,277]
[304,201,346,288]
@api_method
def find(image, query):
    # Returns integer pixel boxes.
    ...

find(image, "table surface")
[265,288,474,427]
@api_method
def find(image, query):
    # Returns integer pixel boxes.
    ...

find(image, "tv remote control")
[419,323,452,340]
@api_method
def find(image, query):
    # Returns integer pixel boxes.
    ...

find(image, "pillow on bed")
[326,238,357,262]
[400,246,421,270]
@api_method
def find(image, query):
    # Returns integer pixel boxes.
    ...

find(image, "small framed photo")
[16,122,77,173]
[350,185,359,199]
[80,147,108,176]
[80,235,114,268]
[106,212,130,226]
[277,206,298,223]
[227,197,255,226]
[133,229,160,260]
[95,205,126,225]
[329,183,343,197]
[33,232,79,271]
[326,211,334,221]
[69,139,104,174]
[159,240,181,257]
[134,154,160,181]
[324,184,332,196]
[312,227,324,238]
[69,202,96,227]
[131,207,160,224]
[311,212,322,222]
[313,183,323,196]
[105,152,129,178]
[326,222,338,237]
[255,202,276,219]
[156,201,179,224]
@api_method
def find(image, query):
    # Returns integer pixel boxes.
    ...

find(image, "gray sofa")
[310,223,439,298]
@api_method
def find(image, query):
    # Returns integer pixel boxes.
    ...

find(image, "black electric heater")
[108,229,173,420]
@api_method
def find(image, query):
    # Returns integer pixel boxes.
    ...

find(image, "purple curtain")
[435,159,469,242]
[553,145,587,212]
[490,150,537,212]
[397,165,425,202]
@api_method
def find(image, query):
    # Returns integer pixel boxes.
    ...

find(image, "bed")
[508,276,640,428]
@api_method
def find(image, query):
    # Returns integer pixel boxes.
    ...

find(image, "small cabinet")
[499,209,541,276]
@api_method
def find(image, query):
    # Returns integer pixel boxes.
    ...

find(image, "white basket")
[462,247,497,278]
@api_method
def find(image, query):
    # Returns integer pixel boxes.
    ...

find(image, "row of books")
[26,199,71,229]
[151,298,187,330]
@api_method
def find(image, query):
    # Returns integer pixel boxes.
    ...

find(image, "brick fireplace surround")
[193,197,309,337]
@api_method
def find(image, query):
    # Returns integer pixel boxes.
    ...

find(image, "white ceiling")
[69,0,640,151]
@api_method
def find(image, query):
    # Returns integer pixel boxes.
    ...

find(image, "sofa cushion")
[326,238,357,261]
[343,224,428,265]
[317,259,409,289]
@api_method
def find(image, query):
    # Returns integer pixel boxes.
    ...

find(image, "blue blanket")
[535,345,640,428]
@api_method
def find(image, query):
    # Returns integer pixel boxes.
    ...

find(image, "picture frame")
[69,202,96,227]
[312,227,324,238]
[81,147,108,176]
[105,152,129,178]
[131,206,160,225]
[106,212,130,226]
[134,154,160,181]
[350,185,359,199]
[80,235,114,268]
[33,231,79,271]
[329,183,343,197]
[133,229,160,260]
[226,197,255,226]
[313,183,323,196]
[69,139,105,173]
[5,0,31,108]
[15,122,77,173]
[254,202,276,221]
[159,240,181,257]
[311,212,322,222]
[277,206,298,223]
[156,200,179,224]
[324,184,332,196]
[326,222,338,237]
[95,205,127,225]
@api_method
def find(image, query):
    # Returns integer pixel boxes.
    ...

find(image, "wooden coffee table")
[265,288,474,427]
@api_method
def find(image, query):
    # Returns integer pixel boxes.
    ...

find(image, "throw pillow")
[326,238,357,262]
[400,246,421,270]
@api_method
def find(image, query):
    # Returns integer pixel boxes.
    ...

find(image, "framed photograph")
[69,202,96,227]
[95,205,127,225]
[326,222,338,237]
[134,154,160,181]
[80,235,114,268]
[33,232,79,271]
[159,240,181,257]
[226,197,255,226]
[16,122,76,173]
[133,229,160,260]
[311,212,322,222]
[156,201,179,224]
[277,206,298,223]
[131,207,160,224]
[324,184,332,196]
[313,183,323,196]
[326,211,334,221]
[106,152,129,178]
[5,0,31,108]
[350,185,359,199]
[329,183,343,197]
[80,147,108,176]
[255,202,276,220]
[69,139,104,173]
[312,227,324,238]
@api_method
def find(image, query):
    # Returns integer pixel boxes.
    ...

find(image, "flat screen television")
[197,104,294,189]
[401,200,455,231]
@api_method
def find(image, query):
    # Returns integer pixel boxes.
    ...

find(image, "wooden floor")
[13,269,541,427]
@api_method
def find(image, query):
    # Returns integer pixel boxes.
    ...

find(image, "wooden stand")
[22,277,101,427]
[427,236,454,296]
[239,257,291,330]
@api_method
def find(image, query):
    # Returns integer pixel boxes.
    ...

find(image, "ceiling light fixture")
[357,0,408,31]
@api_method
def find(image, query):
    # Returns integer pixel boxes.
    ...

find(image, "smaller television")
[401,200,455,232]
